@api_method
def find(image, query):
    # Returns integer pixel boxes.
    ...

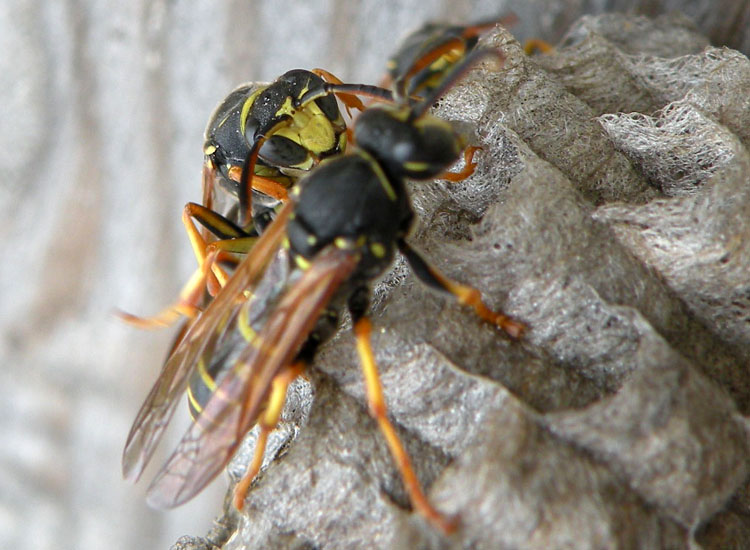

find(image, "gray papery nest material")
[178,14,750,550]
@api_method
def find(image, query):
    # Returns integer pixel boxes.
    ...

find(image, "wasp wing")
[122,202,294,483]
[145,244,359,508]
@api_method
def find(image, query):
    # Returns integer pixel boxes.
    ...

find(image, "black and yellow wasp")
[122,44,522,533]
[119,69,393,330]
[384,13,518,100]
[201,68,388,221]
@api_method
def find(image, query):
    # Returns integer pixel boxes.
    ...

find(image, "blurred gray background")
[1,0,749,548]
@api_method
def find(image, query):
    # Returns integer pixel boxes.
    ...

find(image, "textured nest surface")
[176,14,750,550]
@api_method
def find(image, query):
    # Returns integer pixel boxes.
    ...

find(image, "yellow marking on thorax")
[404,161,430,173]
[359,150,396,201]
[370,242,387,258]
[294,254,311,270]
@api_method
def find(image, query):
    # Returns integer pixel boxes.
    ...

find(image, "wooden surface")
[1,1,748,549]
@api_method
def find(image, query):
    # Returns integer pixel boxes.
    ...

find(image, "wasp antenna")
[297,83,395,108]
[409,48,505,121]
[238,137,263,229]
[239,117,297,228]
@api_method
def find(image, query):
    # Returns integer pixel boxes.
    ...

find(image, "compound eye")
[259,136,309,168]
[244,117,259,142]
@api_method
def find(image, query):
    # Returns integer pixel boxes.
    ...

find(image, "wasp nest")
[178,13,750,550]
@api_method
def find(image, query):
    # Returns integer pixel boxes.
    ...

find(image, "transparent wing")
[122,202,294,482]
[145,245,359,507]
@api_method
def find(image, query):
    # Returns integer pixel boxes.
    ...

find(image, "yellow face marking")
[298,105,336,153]
[307,235,317,246]
[273,100,337,162]
[274,96,294,118]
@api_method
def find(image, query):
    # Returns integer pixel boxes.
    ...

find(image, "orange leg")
[202,236,259,296]
[436,276,524,339]
[117,202,252,329]
[399,39,465,89]
[353,317,458,534]
[233,361,306,510]
[439,146,481,182]
[115,267,205,329]
[227,166,289,202]
[398,239,524,339]
[181,203,234,290]
[524,39,554,56]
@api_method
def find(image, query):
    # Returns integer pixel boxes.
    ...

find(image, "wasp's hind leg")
[398,239,524,339]
[439,145,481,182]
[117,203,257,329]
[348,288,458,534]
[233,361,306,510]
[226,165,289,202]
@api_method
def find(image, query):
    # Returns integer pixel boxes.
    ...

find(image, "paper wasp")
[118,69,393,329]
[384,13,518,100]
[201,68,387,218]
[122,44,523,534]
